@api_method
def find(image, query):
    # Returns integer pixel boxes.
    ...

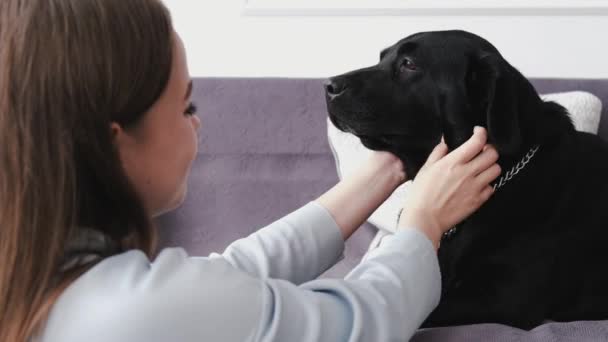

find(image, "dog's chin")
[328,113,346,131]
[360,135,433,179]
[329,111,436,179]
[359,135,419,177]
[360,135,392,151]
[328,113,359,136]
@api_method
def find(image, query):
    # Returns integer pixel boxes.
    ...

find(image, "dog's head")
[326,30,546,177]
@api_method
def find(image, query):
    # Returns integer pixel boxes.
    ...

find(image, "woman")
[0,0,500,341]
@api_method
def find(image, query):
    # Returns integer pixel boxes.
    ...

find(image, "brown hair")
[0,0,174,340]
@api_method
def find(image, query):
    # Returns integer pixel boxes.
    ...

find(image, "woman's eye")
[184,102,197,116]
[399,59,417,73]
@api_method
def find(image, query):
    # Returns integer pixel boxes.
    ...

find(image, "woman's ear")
[110,122,122,141]
[110,122,137,148]
[109,122,136,159]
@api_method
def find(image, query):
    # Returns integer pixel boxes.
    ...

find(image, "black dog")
[325,30,608,330]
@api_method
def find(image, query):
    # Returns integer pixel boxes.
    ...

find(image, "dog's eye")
[399,58,417,73]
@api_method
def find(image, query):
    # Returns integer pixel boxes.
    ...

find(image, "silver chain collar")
[443,144,541,238]
[492,145,540,191]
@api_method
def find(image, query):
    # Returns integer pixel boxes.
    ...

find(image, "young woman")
[0,0,500,340]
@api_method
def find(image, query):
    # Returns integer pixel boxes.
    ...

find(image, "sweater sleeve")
[252,228,441,341]
[37,229,440,342]
[210,201,345,284]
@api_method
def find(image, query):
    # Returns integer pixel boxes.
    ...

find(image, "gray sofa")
[156,77,608,341]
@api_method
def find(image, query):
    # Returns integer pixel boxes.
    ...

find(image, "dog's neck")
[442,144,541,239]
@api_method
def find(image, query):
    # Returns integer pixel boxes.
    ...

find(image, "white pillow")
[541,91,602,134]
[327,91,603,242]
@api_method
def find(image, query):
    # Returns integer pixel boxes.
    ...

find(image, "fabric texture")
[35,202,440,342]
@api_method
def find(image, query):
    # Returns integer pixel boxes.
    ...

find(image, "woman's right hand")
[398,126,501,250]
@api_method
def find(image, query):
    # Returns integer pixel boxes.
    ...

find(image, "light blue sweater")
[34,201,441,341]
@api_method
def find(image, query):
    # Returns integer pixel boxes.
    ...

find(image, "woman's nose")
[192,114,201,131]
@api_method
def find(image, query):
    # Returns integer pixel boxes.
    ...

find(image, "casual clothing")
[34,201,440,342]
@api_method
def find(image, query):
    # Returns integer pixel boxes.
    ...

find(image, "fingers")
[444,126,488,165]
[425,140,449,164]
[476,163,502,185]
[479,185,495,203]
[468,145,499,175]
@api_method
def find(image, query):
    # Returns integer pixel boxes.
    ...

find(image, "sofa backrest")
[156,77,608,257]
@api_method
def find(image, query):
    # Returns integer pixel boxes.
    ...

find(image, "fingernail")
[473,126,482,134]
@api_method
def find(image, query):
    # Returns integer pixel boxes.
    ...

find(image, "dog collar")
[443,144,541,239]
[492,145,540,191]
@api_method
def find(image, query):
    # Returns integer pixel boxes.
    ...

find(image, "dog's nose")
[324,78,347,98]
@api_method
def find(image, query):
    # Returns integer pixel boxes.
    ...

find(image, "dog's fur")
[325,30,608,329]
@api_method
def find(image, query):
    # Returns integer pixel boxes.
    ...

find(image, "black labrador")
[325,30,608,330]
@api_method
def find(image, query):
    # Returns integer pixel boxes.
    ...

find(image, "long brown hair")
[0,0,174,340]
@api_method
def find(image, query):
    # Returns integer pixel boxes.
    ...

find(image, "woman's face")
[112,32,201,217]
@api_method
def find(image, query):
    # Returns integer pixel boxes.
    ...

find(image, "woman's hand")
[317,150,406,240]
[398,127,501,250]
[362,150,407,186]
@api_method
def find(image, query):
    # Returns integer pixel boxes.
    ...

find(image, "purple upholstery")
[155,77,608,340]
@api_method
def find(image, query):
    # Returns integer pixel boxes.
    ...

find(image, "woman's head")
[114,32,201,217]
[0,0,199,339]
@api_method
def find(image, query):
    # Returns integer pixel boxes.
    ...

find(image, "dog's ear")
[439,84,474,151]
[467,53,523,155]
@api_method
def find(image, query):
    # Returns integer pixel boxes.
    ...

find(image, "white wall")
[164,1,608,79]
